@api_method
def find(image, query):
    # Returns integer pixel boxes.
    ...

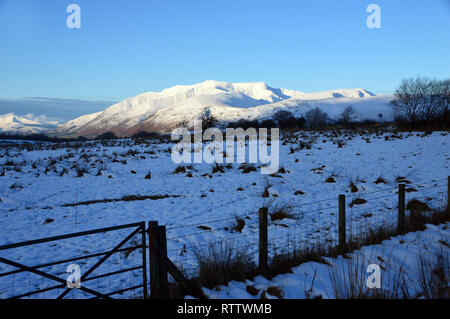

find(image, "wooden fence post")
[259,207,268,275]
[141,222,148,299]
[338,194,346,252]
[148,221,160,299]
[398,184,405,234]
[148,222,169,299]
[166,258,207,299]
[158,226,169,299]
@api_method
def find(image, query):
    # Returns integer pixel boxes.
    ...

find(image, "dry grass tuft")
[74,163,89,177]
[277,166,287,174]
[43,218,54,225]
[349,182,358,193]
[262,178,272,198]
[268,245,331,279]
[231,216,246,233]
[406,199,431,214]
[197,225,212,231]
[325,176,336,183]
[328,254,411,299]
[266,286,284,298]
[269,205,296,221]
[173,165,187,174]
[395,175,411,184]
[239,164,257,174]
[416,250,449,299]
[193,241,257,289]
[246,285,259,296]
[349,198,367,207]
[374,176,387,184]
[212,163,225,174]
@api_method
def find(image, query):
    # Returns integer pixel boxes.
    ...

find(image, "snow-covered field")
[203,222,450,299]
[0,129,448,298]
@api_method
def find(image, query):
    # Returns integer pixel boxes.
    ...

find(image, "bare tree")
[273,110,294,123]
[339,105,357,127]
[390,77,427,123]
[420,79,445,121]
[305,107,328,129]
[436,79,450,116]
[199,107,218,129]
[272,110,304,128]
[390,77,449,123]
[175,119,190,129]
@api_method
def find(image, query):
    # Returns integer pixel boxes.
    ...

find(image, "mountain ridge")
[2,81,392,137]
[0,113,61,135]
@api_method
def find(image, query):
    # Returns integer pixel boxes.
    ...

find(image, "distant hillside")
[45,80,393,137]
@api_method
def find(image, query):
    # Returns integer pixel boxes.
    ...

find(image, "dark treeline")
[0,133,87,143]
[390,76,450,130]
[2,76,448,142]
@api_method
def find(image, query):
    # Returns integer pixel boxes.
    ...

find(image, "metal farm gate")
[1,177,447,299]
[0,222,147,299]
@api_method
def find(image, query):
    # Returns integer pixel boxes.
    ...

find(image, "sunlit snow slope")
[50,80,393,137]
[0,114,60,135]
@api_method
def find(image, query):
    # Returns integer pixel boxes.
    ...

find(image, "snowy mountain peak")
[49,81,391,137]
[0,113,61,135]
[157,80,297,102]
[331,88,375,98]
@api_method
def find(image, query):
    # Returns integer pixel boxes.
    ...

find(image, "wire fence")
[1,177,447,297]
[0,223,147,299]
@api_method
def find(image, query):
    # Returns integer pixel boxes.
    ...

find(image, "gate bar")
[0,256,110,299]
[0,222,143,251]
[56,225,143,299]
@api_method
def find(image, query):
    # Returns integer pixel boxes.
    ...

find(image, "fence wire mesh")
[165,178,449,280]
[0,223,147,299]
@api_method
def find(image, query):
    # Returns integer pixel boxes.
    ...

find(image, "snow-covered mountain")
[50,80,394,137]
[0,113,61,135]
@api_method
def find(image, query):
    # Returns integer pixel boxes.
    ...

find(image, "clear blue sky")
[0,0,449,112]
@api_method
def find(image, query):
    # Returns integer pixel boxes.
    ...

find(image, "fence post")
[166,258,206,299]
[259,207,268,275]
[141,222,148,299]
[148,221,161,299]
[338,194,346,253]
[398,184,405,234]
[158,226,169,299]
[148,222,169,299]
